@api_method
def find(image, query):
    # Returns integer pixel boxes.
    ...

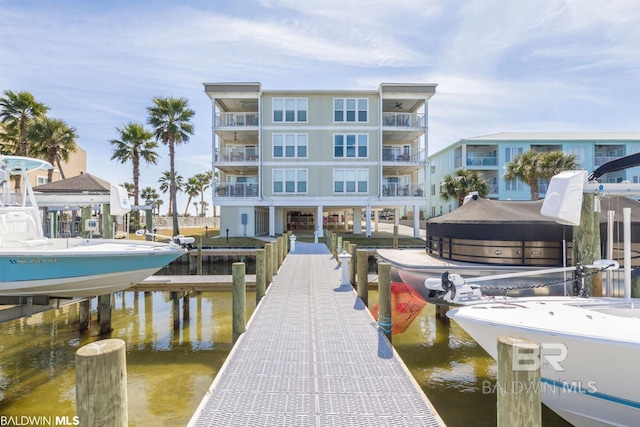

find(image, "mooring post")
[232,262,246,344]
[171,291,180,330]
[378,262,392,343]
[393,225,399,249]
[197,236,203,275]
[356,249,369,306]
[79,299,91,332]
[183,293,190,322]
[271,241,278,276]
[497,336,541,427]
[265,243,273,286]
[75,338,128,427]
[256,248,266,303]
[338,250,352,286]
[98,294,112,334]
[349,243,357,286]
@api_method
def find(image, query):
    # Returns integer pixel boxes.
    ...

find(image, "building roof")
[463,132,640,141]
[33,173,112,193]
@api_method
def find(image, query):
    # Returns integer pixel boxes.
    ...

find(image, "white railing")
[215,112,259,127]
[215,146,259,162]
[382,112,425,128]
[214,183,259,198]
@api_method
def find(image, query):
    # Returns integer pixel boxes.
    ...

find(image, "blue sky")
[2,0,640,214]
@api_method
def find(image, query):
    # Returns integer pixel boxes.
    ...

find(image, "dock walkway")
[188,242,444,426]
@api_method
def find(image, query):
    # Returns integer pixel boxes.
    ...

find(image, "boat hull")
[376,249,568,301]
[448,298,640,426]
[0,239,185,297]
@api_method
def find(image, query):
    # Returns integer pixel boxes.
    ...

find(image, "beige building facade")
[204,82,437,237]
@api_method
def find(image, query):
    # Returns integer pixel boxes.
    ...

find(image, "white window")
[334,169,368,193]
[273,169,307,193]
[273,134,308,158]
[505,147,523,162]
[334,98,368,122]
[273,98,307,122]
[36,176,48,186]
[334,134,368,158]
[505,177,523,191]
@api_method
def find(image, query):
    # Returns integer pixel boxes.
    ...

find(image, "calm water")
[0,290,570,426]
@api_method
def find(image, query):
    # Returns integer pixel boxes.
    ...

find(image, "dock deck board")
[188,242,444,426]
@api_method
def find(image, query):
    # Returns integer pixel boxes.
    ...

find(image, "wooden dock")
[188,242,444,426]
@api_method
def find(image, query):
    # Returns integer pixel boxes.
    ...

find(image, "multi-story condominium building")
[428,132,640,218]
[203,82,437,237]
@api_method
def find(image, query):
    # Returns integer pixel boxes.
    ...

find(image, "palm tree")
[147,96,195,236]
[158,170,184,216]
[193,171,212,216]
[27,117,78,182]
[183,176,200,216]
[504,149,578,200]
[141,186,161,215]
[0,90,49,191]
[110,122,159,222]
[439,169,489,206]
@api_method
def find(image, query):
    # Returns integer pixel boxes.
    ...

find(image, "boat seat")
[0,211,49,248]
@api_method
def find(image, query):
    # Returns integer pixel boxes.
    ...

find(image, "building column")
[316,204,323,236]
[365,205,372,237]
[374,209,379,232]
[343,210,349,230]
[353,207,362,234]
[269,204,275,237]
[413,205,420,238]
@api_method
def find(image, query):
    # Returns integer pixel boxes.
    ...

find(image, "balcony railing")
[214,183,259,198]
[215,146,259,162]
[215,112,259,127]
[382,149,426,163]
[382,183,425,197]
[382,112,425,128]
[465,156,498,166]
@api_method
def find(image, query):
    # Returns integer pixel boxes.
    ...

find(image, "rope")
[475,264,615,297]
[377,314,392,334]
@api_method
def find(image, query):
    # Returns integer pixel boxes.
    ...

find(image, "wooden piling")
[232,262,246,344]
[98,294,112,334]
[75,338,128,426]
[356,249,368,306]
[256,248,266,303]
[183,293,190,321]
[377,262,392,343]
[349,243,357,286]
[197,237,203,275]
[393,225,398,249]
[497,336,541,427]
[79,299,91,332]
[271,241,278,276]
[171,291,180,330]
[265,243,273,285]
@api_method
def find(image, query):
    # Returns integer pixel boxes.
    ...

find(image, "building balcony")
[382,183,425,197]
[382,112,425,128]
[382,148,426,164]
[214,183,260,198]
[215,146,259,163]
[215,112,259,128]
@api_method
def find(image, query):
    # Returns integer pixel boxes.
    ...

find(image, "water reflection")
[0,291,254,426]
[1,290,571,426]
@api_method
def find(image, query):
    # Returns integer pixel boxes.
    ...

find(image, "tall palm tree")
[147,96,195,236]
[158,170,184,216]
[27,117,78,182]
[193,171,212,216]
[183,176,200,215]
[0,90,49,191]
[439,169,489,206]
[504,149,578,200]
[110,122,159,222]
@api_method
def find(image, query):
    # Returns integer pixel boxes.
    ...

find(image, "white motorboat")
[0,155,190,297]
[445,162,640,426]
